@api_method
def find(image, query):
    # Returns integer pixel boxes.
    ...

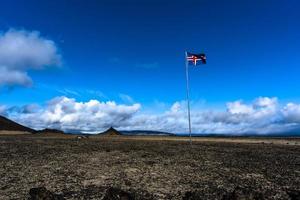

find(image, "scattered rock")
[28,187,65,200]
[102,187,133,200]
[1,137,298,199]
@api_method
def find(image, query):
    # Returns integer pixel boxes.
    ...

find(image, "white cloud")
[227,100,253,114]
[3,96,300,134]
[170,102,181,113]
[254,97,278,108]
[117,97,300,134]
[8,96,141,133]
[0,29,61,86]
[0,67,32,86]
[282,103,300,123]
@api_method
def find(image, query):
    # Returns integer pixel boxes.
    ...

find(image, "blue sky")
[0,0,300,133]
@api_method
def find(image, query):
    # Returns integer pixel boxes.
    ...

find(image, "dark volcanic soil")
[0,136,299,200]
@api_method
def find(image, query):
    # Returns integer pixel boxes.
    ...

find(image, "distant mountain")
[35,128,65,134]
[0,115,34,133]
[121,130,174,136]
[98,127,122,136]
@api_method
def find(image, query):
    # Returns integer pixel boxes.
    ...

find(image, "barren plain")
[0,134,299,199]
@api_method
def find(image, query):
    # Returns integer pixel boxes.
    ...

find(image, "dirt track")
[0,135,299,199]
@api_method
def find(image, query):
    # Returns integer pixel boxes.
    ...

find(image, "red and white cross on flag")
[186,52,206,65]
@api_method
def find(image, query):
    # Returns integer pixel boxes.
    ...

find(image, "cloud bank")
[0,29,61,86]
[6,96,141,133]
[2,96,300,134]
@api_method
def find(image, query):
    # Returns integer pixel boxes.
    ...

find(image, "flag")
[186,52,206,65]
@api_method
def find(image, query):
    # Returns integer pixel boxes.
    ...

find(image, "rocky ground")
[0,136,299,200]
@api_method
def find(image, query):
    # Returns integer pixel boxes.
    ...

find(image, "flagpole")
[185,51,192,145]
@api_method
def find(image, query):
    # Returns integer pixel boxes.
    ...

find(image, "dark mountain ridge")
[0,115,34,132]
[35,128,65,134]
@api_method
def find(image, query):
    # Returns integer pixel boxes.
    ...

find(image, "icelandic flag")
[186,52,206,65]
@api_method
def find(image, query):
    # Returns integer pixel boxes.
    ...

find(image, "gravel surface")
[0,136,299,199]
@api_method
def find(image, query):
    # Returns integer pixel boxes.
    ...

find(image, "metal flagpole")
[185,51,192,145]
